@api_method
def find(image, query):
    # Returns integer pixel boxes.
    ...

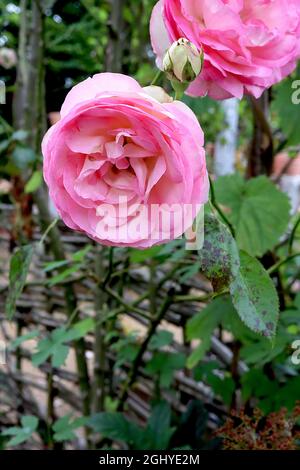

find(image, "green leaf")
[32,328,69,367]
[9,330,40,351]
[48,264,81,286]
[12,130,28,142]
[21,416,38,430]
[43,247,90,276]
[89,404,174,450]
[171,400,209,449]
[1,427,21,436]
[5,434,30,447]
[186,339,211,369]
[272,376,300,411]
[145,403,174,450]
[0,139,10,154]
[129,246,162,263]
[178,262,201,283]
[214,175,290,257]
[71,245,91,262]
[230,251,279,339]
[145,352,185,388]
[52,344,69,368]
[111,333,140,369]
[31,337,54,367]
[2,415,38,447]
[149,330,173,350]
[88,413,142,448]
[198,214,240,292]
[186,296,235,368]
[32,320,94,368]
[43,259,69,272]
[11,146,36,170]
[207,375,235,407]
[53,415,88,442]
[65,318,95,342]
[25,170,43,193]
[114,344,139,369]
[240,336,287,365]
[241,369,279,403]
[5,245,34,320]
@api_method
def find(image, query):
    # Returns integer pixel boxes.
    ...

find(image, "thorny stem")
[104,285,151,320]
[92,246,108,413]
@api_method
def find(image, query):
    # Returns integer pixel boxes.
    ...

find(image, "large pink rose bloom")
[151,0,300,100]
[42,73,208,248]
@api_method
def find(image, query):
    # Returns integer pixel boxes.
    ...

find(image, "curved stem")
[268,253,300,275]
[151,69,163,86]
[209,175,235,237]
[289,214,300,255]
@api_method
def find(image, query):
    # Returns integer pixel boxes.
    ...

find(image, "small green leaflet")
[89,412,144,448]
[89,402,174,450]
[52,415,88,442]
[5,245,34,320]
[32,318,95,367]
[48,264,81,286]
[149,330,173,350]
[25,170,42,193]
[129,246,162,263]
[43,246,91,286]
[1,416,38,447]
[9,330,40,351]
[145,352,186,388]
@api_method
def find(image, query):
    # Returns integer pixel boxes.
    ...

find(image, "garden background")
[0,0,300,450]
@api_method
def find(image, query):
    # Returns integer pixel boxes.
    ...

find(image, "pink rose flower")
[42,73,208,248]
[150,0,300,100]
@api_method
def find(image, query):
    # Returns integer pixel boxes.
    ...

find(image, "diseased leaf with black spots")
[198,214,240,292]
[230,251,279,339]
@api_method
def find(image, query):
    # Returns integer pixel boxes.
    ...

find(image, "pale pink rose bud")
[163,38,203,84]
[143,85,173,103]
[0,48,17,69]
[151,0,300,100]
